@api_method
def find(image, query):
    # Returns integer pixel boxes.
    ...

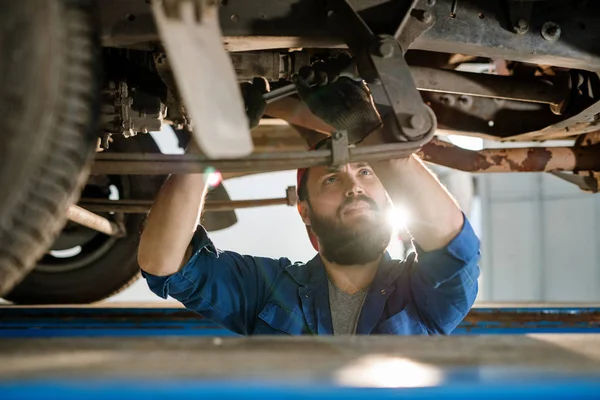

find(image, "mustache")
[337,195,379,215]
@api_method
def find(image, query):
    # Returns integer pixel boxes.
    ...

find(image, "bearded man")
[138,63,480,335]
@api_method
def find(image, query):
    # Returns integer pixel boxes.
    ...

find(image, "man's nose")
[344,177,364,197]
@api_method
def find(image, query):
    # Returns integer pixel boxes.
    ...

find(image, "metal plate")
[101,0,600,71]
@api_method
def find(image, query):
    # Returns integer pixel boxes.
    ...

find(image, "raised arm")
[362,132,464,252]
[137,172,210,276]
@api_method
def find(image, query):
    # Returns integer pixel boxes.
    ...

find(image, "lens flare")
[388,205,410,232]
[204,167,223,188]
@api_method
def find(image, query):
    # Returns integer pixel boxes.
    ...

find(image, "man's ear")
[298,200,311,226]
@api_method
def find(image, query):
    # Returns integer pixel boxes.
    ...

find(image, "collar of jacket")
[284,251,405,335]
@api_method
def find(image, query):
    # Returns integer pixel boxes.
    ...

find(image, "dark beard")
[308,195,392,265]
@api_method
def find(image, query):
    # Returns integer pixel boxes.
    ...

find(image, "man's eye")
[324,176,337,184]
[359,169,372,176]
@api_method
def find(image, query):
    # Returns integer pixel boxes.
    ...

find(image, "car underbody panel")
[93,0,600,193]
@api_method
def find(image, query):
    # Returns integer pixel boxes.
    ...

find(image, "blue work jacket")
[143,215,480,335]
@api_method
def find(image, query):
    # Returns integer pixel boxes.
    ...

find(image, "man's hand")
[292,55,382,144]
[240,77,270,129]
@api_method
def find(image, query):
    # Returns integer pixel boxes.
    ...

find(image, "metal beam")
[78,187,297,213]
[92,138,600,175]
[411,67,564,106]
[419,138,600,173]
[100,0,600,71]
[92,139,430,175]
[65,205,125,237]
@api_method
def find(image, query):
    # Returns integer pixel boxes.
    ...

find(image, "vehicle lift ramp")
[1,304,599,400]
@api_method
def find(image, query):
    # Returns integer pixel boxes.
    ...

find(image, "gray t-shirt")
[327,279,368,335]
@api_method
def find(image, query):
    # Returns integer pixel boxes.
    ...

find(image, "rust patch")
[421,139,494,172]
[490,155,503,165]
[522,148,553,172]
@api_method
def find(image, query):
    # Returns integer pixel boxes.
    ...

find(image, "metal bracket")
[550,171,599,192]
[394,0,438,52]
[151,0,253,158]
[325,0,437,143]
[285,186,298,206]
[331,130,350,167]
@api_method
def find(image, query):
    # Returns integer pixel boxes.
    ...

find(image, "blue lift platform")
[1,304,599,399]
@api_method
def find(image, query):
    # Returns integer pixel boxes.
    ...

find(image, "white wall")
[478,170,600,302]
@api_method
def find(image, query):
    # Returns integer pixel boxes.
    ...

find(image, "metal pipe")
[263,67,564,106]
[263,85,299,104]
[92,149,333,175]
[411,67,564,105]
[92,136,429,175]
[418,138,600,173]
[66,205,125,236]
[93,138,600,176]
[78,196,296,214]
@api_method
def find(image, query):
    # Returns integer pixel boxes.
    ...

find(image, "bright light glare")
[388,206,410,232]
[448,135,484,151]
[335,355,443,388]
[206,171,223,188]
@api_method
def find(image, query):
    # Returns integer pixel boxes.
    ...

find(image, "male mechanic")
[138,61,480,335]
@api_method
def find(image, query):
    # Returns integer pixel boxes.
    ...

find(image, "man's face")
[299,162,393,265]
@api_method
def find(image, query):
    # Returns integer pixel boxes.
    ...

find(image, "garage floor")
[2,304,600,399]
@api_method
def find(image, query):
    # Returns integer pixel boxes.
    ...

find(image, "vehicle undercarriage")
[2,0,600,303]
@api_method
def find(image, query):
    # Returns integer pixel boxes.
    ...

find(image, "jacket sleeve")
[142,225,291,335]
[409,214,480,334]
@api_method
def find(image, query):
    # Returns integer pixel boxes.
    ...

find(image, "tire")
[0,0,101,295]
[4,135,165,304]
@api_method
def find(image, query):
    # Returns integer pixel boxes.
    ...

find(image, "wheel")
[0,0,101,295]
[5,131,240,304]
[4,136,165,304]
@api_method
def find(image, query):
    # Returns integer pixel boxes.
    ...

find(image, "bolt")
[541,21,561,42]
[426,0,436,6]
[376,41,395,58]
[408,114,426,130]
[439,94,456,107]
[514,19,529,35]
[420,10,434,24]
[333,131,344,140]
[458,95,473,109]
